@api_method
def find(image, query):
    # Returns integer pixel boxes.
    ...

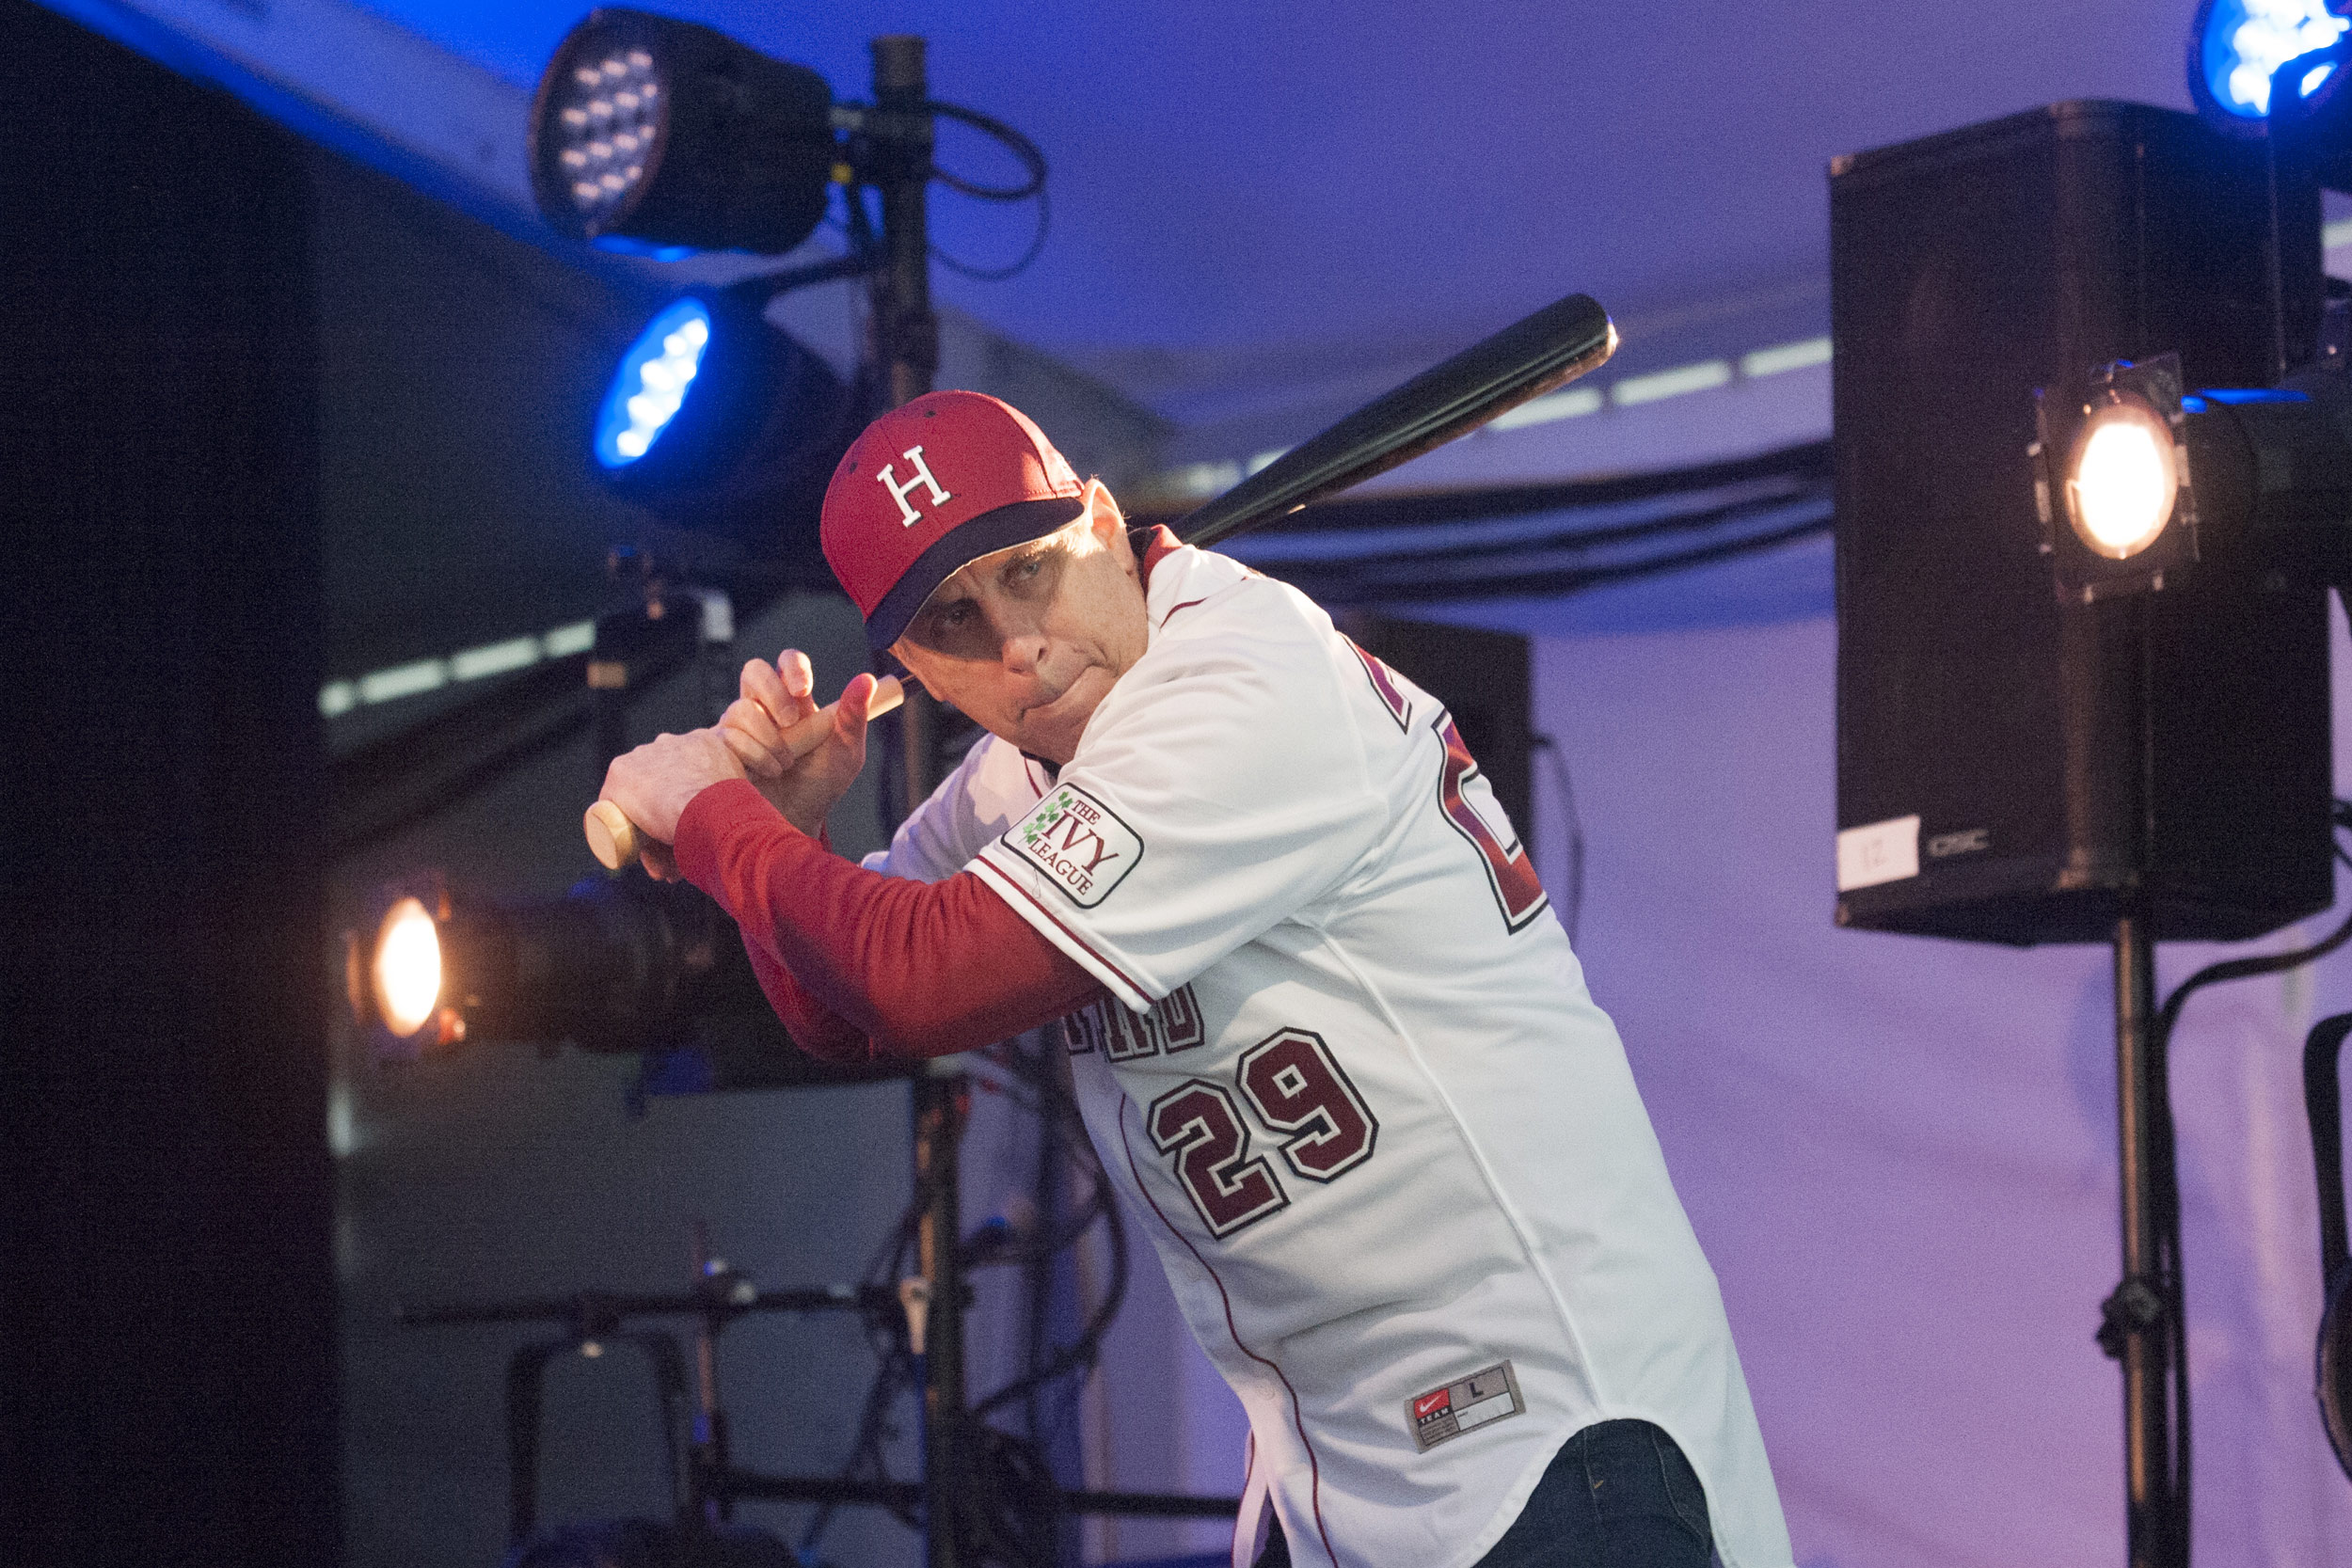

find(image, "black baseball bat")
[1173,292,1616,548]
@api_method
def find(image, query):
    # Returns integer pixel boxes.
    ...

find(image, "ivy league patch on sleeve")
[1004,784,1143,908]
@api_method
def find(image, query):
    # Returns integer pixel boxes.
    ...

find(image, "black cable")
[923,102,1047,200]
[971,1035,1130,1421]
[1016,1034,1064,1461]
[1262,509,1834,609]
[912,99,1050,282]
[970,1176,1127,1422]
[2147,799,2352,1565]
[797,1154,939,1559]
[1221,441,1833,538]
[801,1022,1129,1563]
[930,185,1051,283]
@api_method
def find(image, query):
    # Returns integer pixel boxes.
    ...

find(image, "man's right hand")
[717,649,880,839]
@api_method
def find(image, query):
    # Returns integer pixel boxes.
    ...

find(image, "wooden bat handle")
[584,673,907,870]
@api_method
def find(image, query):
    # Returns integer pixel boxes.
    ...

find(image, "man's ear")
[1085,479,1126,542]
[1087,481,1138,580]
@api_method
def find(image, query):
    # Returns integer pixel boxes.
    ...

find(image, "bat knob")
[584,800,640,871]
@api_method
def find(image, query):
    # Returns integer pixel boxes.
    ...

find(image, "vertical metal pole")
[865,30,941,825]
[866,35,963,1568]
[2112,915,2174,1568]
[914,1063,968,1568]
[688,1220,730,1526]
[868,35,938,413]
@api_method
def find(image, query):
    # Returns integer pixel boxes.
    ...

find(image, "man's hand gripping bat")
[583,674,906,870]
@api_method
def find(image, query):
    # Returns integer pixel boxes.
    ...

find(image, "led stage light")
[587,285,855,546]
[596,295,709,468]
[2193,0,2349,119]
[529,8,837,256]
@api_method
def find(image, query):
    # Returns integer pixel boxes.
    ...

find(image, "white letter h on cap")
[876,446,952,527]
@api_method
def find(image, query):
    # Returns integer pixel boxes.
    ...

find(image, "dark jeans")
[1256,1418,1712,1568]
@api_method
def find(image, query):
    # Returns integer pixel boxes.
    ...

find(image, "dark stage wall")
[1,4,337,1563]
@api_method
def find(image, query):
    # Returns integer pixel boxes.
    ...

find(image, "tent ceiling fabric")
[45,0,2249,629]
[333,0,2193,446]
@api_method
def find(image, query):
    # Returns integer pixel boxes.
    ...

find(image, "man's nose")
[992,608,1049,673]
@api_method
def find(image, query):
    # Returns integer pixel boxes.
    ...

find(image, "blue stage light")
[2194,0,2349,119]
[581,285,855,552]
[596,296,711,469]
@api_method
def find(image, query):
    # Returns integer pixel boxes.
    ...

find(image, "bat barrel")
[1176,292,1615,548]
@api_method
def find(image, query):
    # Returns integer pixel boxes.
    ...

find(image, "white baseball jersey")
[866,542,1791,1568]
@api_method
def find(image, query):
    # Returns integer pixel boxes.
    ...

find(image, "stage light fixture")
[350,881,466,1054]
[587,284,855,549]
[532,15,1050,562]
[596,295,710,468]
[2191,0,2350,122]
[2177,378,2352,580]
[2036,350,2352,603]
[529,8,837,256]
[2034,356,2202,601]
[350,874,711,1062]
[345,874,895,1085]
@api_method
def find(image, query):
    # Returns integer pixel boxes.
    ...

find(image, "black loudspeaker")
[1832,101,2335,944]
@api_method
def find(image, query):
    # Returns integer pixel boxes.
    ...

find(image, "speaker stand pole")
[866,34,965,1568]
[2106,913,2177,1568]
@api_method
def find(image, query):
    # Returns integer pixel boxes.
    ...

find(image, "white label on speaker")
[1836,815,1920,892]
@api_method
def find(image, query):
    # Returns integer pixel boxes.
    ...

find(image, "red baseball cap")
[821,390,1088,650]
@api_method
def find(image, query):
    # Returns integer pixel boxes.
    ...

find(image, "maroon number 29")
[1147,1029,1378,1238]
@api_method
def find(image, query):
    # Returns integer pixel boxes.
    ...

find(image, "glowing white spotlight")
[371,896,443,1039]
[2068,403,2179,559]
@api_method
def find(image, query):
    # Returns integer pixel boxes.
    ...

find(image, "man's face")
[890,484,1150,764]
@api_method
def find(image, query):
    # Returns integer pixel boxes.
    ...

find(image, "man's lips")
[1018,670,1097,724]
[1016,684,1072,722]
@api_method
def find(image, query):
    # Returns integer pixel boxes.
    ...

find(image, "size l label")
[1836,815,1919,892]
[1408,1360,1524,1451]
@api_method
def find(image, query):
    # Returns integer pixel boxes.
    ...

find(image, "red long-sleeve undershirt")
[674,778,1105,1063]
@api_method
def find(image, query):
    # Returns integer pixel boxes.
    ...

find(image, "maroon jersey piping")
[1117,1099,1342,1568]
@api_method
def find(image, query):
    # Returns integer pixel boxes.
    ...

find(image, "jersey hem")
[1423,1407,1793,1568]
[1430,1422,1575,1568]
[1588,1405,1794,1568]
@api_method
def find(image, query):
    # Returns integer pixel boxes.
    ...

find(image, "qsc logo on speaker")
[1927,828,1991,860]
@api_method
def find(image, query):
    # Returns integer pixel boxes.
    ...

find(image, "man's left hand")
[598,728,748,879]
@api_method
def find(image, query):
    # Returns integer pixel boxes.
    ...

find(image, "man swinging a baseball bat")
[596,390,1792,1568]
